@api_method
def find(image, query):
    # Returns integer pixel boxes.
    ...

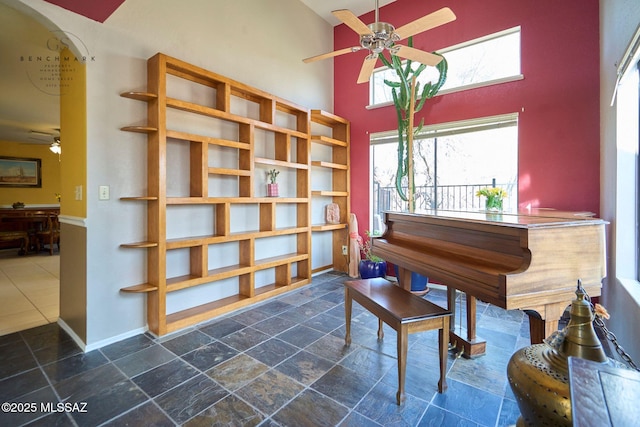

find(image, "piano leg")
[525,301,567,344]
[447,287,487,358]
[466,294,477,341]
[396,266,412,291]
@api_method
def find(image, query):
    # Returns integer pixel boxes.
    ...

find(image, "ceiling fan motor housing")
[361,22,398,53]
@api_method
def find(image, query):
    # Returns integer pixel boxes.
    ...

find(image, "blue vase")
[393,265,428,292]
[359,260,387,279]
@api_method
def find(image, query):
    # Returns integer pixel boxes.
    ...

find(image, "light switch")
[99,185,110,200]
[74,185,83,200]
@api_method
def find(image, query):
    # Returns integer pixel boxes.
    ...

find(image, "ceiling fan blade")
[303,47,361,63]
[393,7,456,41]
[357,54,378,84]
[393,45,443,66]
[333,9,373,36]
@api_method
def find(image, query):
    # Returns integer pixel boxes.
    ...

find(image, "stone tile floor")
[0,272,528,426]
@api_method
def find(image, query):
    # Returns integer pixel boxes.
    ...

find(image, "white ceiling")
[300,0,396,26]
[0,0,394,145]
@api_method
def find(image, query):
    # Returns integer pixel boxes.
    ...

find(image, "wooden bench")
[344,278,452,405]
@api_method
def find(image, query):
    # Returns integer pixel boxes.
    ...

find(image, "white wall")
[16,0,334,346]
[600,0,640,361]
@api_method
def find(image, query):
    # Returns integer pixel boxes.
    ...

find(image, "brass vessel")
[507,281,607,426]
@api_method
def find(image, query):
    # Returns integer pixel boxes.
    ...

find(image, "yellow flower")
[476,187,507,198]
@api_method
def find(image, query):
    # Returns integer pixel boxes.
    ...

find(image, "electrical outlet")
[342,245,348,255]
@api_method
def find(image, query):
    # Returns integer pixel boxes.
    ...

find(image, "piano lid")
[382,209,606,229]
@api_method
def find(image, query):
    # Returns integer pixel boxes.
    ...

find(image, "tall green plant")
[380,38,448,211]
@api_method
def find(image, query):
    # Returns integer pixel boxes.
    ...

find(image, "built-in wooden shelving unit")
[310,109,351,273]
[119,53,345,336]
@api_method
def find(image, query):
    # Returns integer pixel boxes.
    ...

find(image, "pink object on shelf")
[326,203,340,224]
[267,183,278,197]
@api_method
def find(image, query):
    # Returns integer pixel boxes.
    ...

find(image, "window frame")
[368,26,523,109]
[369,113,519,231]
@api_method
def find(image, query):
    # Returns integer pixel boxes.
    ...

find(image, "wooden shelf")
[165,197,307,205]
[312,223,348,232]
[120,91,157,101]
[311,161,348,170]
[121,126,158,133]
[166,265,254,293]
[310,135,347,147]
[163,227,308,249]
[208,168,251,176]
[120,196,159,201]
[120,283,158,293]
[310,109,349,127]
[164,278,310,334]
[165,97,308,138]
[312,191,349,197]
[255,157,309,170]
[166,130,251,149]
[120,241,158,248]
[120,53,316,336]
[254,253,309,270]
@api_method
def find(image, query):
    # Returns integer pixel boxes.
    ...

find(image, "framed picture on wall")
[0,156,42,188]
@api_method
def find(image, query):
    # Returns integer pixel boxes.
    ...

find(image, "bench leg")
[396,325,408,405]
[344,289,352,346]
[377,318,384,340]
[438,317,450,393]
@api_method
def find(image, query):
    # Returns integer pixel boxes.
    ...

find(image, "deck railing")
[374,181,516,216]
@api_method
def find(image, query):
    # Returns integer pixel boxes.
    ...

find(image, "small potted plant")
[358,230,387,279]
[12,201,25,209]
[266,169,279,197]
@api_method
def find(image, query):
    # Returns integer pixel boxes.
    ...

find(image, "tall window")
[370,27,522,106]
[370,114,518,234]
[614,60,640,281]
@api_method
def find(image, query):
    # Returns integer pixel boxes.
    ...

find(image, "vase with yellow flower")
[476,187,507,212]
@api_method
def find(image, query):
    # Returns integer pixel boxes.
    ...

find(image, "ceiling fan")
[303,1,456,84]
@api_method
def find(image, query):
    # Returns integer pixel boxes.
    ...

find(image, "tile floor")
[0,249,59,336]
[0,271,528,426]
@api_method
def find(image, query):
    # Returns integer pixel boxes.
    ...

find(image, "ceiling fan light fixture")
[50,137,61,154]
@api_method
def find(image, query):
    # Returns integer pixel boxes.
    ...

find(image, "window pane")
[436,30,520,90]
[370,28,521,106]
[371,122,518,230]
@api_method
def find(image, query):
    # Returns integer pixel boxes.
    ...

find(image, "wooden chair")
[36,213,60,255]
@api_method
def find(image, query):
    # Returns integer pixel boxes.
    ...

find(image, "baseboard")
[56,318,87,352]
[84,326,149,353]
[57,318,148,353]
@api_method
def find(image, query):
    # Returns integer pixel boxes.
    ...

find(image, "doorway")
[0,3,61,335]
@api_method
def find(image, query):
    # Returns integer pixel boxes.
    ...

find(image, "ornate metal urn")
[507,281,608,426]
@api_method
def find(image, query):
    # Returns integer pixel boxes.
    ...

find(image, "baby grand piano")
[372,209,607,357]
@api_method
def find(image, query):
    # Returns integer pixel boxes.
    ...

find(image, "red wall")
[44,0,125,22]
[334,0,600,231]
